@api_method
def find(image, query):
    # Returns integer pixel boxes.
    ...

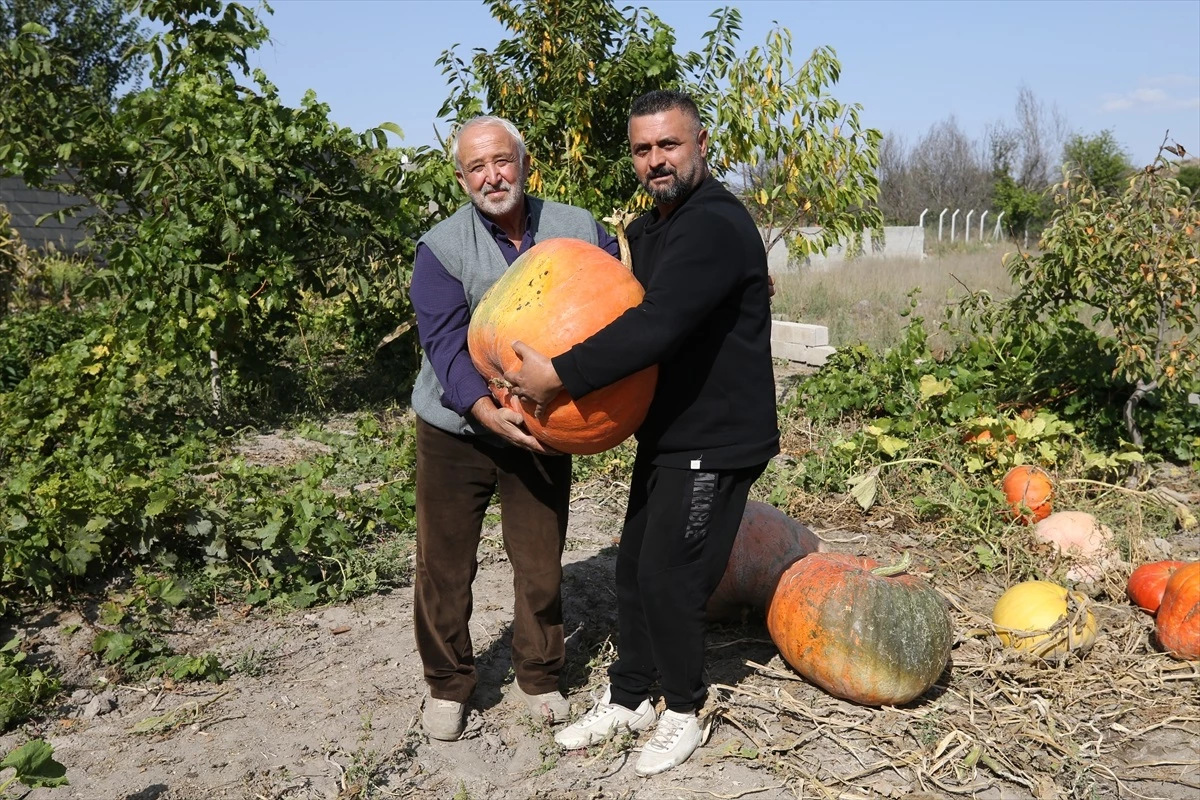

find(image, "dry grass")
[772,247,1018,352]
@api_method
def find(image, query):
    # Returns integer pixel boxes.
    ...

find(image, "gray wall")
[0,175,94,252]
[764,225,926,273]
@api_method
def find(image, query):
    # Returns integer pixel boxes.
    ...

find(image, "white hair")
[451,115,528,168]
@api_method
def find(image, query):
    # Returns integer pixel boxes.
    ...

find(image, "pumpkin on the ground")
[1127,560,1187,615]
[707,501,822,621]
[467,238,657,455]
[991,580,1097,659]
[1001,465,1054,524]
[1032,511,1114,582]
[765,552,953,707]
[1155,562,1199,660]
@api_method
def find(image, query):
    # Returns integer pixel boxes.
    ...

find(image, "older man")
[506,90,779,775]
[409,115,619,741]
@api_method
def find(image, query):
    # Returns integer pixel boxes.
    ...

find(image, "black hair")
[629,90,703,130]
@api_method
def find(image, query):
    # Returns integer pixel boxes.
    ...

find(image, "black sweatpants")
[608,452,767,714]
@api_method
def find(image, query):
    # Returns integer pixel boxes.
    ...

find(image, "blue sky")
[250,0,1200,165]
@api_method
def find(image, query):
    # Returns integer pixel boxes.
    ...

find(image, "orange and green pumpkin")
[467,238,657,455]
[766,552,953,706]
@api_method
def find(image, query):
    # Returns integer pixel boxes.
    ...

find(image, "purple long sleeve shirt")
[410,202,621,417]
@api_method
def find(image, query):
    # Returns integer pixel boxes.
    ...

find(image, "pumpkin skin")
[1001,465,1053,524]
[467,238,657,455]
[1155,562,1199,660]
[706,501,822,621]
[992,580,1097,659]
[1127,560,1187,615]
[765,553,953,707]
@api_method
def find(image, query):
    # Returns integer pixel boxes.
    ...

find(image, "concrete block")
[805,345,837,367]
[771,320,829,347]
[771,340,811,363]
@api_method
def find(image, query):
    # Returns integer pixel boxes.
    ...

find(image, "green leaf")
[0,739,69,788]
[919,374,952,399]
[877,434,909,457]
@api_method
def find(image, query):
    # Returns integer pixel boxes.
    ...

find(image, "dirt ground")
[4,490,1198,800]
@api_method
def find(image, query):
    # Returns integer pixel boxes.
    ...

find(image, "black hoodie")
[553,176,780,470]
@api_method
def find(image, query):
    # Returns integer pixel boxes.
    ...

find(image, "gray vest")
[411,197,599,436]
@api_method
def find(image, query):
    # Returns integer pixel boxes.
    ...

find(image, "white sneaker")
[635,709,701,776]
[554,686,656,749]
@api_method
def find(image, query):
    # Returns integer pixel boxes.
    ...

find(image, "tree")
[986,86,1068,238]
[1005,145,1199,456]
[1062,129,1132,195]
[438,1,882,259]
[0,0,145,103]
[687,10,882,258]
[1176,163,1200,196]
[436,0,682,218]
[0,0,430,591]
[987,85,1069,192]
[878,118,991,229]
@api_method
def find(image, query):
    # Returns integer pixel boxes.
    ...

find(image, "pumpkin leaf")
[877,434,909,457]
[847,467,880,511]
[0,739,68,788]
[918,374,953,399]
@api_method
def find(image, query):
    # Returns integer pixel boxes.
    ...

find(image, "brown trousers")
[413,418,571,702]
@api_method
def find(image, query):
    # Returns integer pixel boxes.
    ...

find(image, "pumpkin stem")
[488,377,513,390]
[603,208,636,270]
[871,550,913,577]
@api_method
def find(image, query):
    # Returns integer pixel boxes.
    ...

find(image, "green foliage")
[0,0,145,103]
[0,739,67,794]
[436,0,883,250]
[90,572,227,681]
[1006,148,1199,446]
[437,0,681,217]
[688,11,882,258]
[1062,129,1131,195]
[0,0,427,610]
[785,293,1194,505]
[0,305,98,390]
[991,172,1046,236]
[0,635,60,731]
[1177,164,1200,196]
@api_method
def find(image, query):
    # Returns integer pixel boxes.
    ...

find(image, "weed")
[0,636,60,732]
[232,644,280,678]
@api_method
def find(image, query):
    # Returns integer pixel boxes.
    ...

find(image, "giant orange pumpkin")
[766,552,953,706]
[1127,560,1187,615]
[1001,465,1053,524]
[1155,562,1199,660]
[467,238,657,455]
[706,501,822,621]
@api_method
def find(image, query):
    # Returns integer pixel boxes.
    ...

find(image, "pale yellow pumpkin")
[992,580,1097,659]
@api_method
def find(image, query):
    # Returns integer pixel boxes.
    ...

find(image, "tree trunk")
[1122,378,1156,488]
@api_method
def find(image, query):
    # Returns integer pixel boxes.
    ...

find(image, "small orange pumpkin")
[706,502,821,620]
[1155,562,1199,660]
[1001,465,1053,524]
[1127,561,1187,615]
[467,238,657,455]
